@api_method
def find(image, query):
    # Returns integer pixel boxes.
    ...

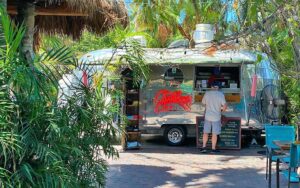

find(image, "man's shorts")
[203,120,221,135]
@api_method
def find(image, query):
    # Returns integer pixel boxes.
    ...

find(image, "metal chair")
[280,143,300,188]
[265,125,295,188]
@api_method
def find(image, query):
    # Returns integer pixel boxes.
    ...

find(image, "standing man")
[201,81,227,153]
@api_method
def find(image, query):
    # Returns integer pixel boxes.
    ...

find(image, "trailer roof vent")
[168,39,189,48]
[125,35,147,47]
[193,24,215,48]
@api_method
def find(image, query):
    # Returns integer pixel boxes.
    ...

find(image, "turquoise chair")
[280,143,300,188]
[265,125,295,187]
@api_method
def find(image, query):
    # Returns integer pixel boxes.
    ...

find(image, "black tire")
[164,125,186,146]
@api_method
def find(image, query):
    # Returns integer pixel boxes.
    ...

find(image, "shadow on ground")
[107,136,298,188]
[128,136,266,157]
[107,164,299,188]
[106,164,268,188]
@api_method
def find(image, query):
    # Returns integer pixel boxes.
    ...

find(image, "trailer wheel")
[164,125,186,146]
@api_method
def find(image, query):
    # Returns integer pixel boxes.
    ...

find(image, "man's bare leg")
[203,133,209,148]
[212,134,218,150]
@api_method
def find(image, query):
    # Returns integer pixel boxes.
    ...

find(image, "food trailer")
[79,46,280,146]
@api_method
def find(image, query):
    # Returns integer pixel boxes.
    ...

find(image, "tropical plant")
[38,24,151,59]
[131,0,227,47]
[226,0,300,123]
[70,25,150,57]
[0,0,6,9]
[0,8,148,187]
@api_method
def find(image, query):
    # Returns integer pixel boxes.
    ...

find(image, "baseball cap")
[211,81,221,88]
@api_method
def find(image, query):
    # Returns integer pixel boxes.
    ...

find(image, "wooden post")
[8,5,88,16]
[121,132,127,150]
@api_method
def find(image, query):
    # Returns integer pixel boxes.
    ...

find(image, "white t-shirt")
[202,90,226,121]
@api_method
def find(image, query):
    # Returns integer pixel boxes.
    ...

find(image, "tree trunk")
[176,24,194,48]
[17,1,35,63]
[192,0,201,23]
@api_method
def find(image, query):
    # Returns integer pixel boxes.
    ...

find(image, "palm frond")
[0,8,25,63]
[39,46,75,65]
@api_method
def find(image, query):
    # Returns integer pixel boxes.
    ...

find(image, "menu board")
[196,116,241,149]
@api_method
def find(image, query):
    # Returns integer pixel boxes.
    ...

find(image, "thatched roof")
[8,0,128,40]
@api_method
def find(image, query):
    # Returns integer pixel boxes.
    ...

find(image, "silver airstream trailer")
[71,25,279,146]
[79,45,280,145]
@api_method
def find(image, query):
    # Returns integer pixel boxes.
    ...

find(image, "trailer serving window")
[164,67,184,87]
[194,66,241,103]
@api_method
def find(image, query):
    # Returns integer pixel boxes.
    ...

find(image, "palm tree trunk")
[177,24,194,48]
[17,1,35,62]
[177,24,191,40]
[192,0,200,23]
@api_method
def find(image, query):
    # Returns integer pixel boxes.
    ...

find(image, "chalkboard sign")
[196,116,241,149]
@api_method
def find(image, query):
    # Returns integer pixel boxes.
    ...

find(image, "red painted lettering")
[153,89,192,114]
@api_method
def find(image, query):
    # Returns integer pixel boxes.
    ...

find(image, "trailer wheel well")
[161,124,187,135]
